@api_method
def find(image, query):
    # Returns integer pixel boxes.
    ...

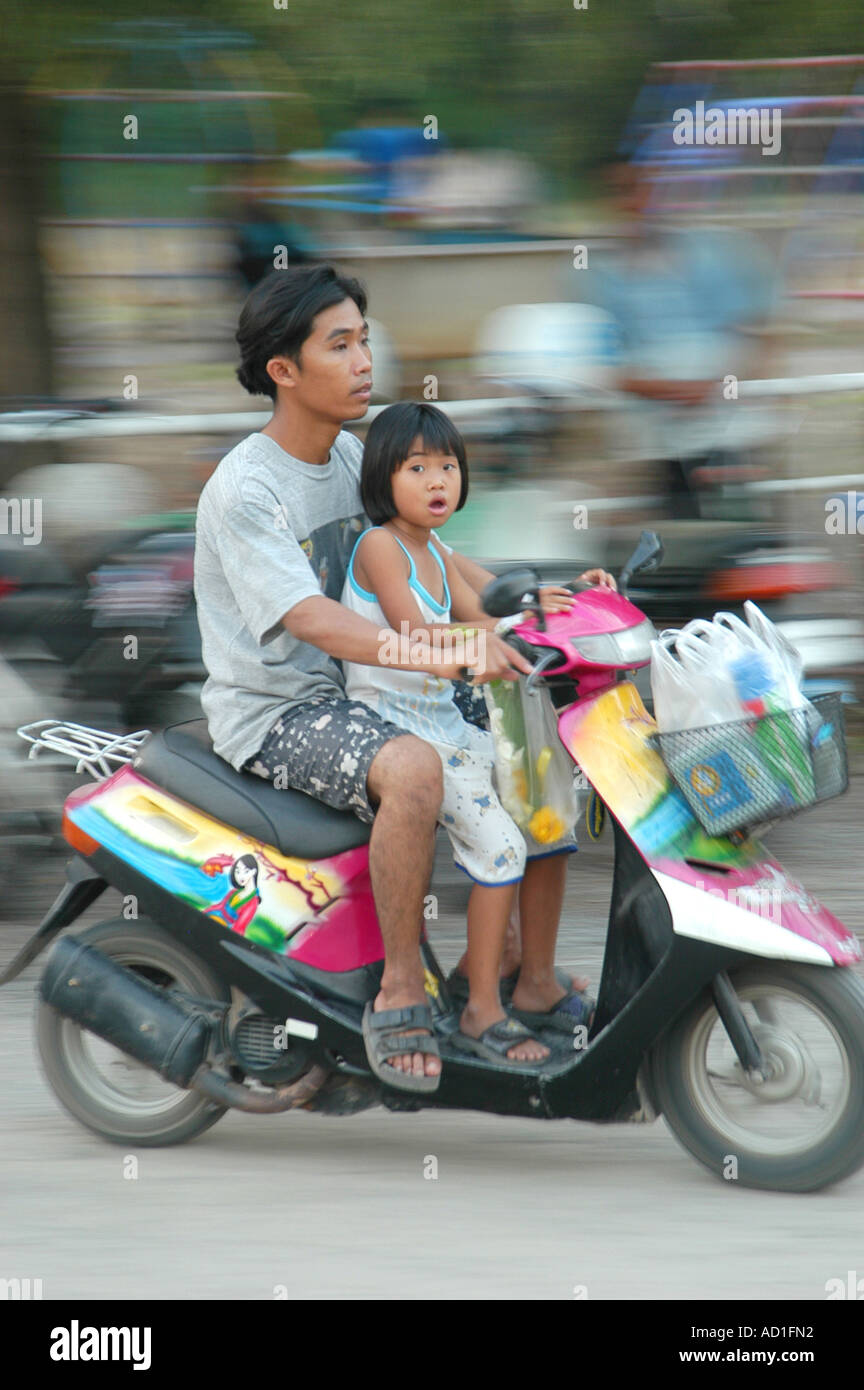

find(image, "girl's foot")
[510,971,584,1017]
[449,960,588,1000]
[459,1003,549,1062]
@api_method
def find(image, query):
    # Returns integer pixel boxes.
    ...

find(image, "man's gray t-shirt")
[194,430,367,770]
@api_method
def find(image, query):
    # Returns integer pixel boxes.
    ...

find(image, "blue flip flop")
[509,987,596,1035]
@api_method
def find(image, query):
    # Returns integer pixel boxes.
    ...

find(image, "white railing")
[17,720,150,781]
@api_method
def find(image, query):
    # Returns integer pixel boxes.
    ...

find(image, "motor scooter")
[5,532,863,1192]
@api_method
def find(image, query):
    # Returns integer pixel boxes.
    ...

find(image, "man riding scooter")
[194,264,614,1093]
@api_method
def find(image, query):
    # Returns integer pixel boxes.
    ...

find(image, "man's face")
[268,297,373,423]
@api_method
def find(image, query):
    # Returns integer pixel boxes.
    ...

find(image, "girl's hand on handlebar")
[539,584,577,613]
[578,568,617,591]
[539,573,618,609]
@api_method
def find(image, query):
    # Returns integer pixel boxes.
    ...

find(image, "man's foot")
[459,1003,549,1063]
[372,990,442,1081]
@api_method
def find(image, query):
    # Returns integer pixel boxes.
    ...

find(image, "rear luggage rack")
[17,720,150,781]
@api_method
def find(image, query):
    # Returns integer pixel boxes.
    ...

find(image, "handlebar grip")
[457,630,537,683]
[501,630,538,666]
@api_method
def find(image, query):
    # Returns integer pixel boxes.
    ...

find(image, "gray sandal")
[362,1001,441,1094]
[451,1015,548,1067]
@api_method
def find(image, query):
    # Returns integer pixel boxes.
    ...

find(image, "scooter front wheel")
[650,962,864,1192]
[37,918,230,1146]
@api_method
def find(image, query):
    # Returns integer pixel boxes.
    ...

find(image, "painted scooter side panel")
[64,767,385,970]
[652,870,833,965]
[559,682,861,967]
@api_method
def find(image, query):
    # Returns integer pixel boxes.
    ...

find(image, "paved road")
[1,786,863,1301]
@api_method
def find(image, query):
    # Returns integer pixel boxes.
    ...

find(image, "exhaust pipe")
[40,936,331,1112]
[191,1063,330,1112]
[41,936,213,1088]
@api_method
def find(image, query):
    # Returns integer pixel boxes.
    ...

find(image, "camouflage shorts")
[244,696,410,825]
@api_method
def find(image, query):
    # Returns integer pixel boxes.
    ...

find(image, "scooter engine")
[228,1008,312,1085]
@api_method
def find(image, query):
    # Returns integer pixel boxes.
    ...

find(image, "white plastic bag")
[741,600,806,708]
[650,629,742,731]
[652,603,819,821]
[651,604,810,732]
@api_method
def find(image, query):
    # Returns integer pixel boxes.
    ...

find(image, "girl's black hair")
[236,264,367,399]
[360,402,469,526]
[230,854,259,888]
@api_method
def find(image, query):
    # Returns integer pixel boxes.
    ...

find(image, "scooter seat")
[133,719,371,859]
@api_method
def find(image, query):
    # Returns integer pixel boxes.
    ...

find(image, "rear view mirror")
[481,568,543,619]
[619,530,663,596]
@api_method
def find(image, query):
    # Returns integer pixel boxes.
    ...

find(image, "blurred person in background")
[330,97,445,207]
[584,156,778,517]
[234,171,314,291]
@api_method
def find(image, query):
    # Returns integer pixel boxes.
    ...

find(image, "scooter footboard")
[542,817,744,1122]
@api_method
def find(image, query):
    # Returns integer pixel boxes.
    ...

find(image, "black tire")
[651,963,864,1192]
[37,918,230,1147]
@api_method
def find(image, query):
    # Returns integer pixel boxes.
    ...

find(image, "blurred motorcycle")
[464,301,864,697]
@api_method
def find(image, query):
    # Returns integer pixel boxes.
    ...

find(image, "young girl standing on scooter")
[341,402,590,1065]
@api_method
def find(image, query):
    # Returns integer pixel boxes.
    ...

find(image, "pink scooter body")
[61,585,858,975]
[509,589,860,969]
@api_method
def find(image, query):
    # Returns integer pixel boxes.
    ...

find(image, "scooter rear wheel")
[650,962,864,1192]
[37,917,230,1146]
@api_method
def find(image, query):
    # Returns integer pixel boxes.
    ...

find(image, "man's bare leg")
[366,735,443,1080]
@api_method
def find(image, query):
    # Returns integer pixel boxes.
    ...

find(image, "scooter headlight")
[572,617,657,667]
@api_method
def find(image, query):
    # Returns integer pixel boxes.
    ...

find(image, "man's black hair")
[361,401,469,526]
[235,264,367,399]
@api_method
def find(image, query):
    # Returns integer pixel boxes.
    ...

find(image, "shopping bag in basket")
[658,720,787,835]
[650,628,743,732]
[485,680,578,849]
[651,605,817,813]
[652,617,796,830]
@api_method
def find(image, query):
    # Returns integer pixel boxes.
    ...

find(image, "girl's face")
[391,436,461,529]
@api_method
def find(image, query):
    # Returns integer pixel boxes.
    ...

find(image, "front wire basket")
[17,719,151,781]
[655,692,848,838]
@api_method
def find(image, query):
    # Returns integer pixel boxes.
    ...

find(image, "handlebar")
[502,630,566,695]
[524,649,562,694]
[457,628,568,689]
[501,629,538,665]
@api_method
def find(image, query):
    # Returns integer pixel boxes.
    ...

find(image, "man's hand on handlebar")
[429,631,533,686]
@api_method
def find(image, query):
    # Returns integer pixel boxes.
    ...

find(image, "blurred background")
[1,0,864,904]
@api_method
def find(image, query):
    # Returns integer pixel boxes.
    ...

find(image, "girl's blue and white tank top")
[340,528,487,751]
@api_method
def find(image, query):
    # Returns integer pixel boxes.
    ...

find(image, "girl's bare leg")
[510,854,586,1014]
[459,883,548,1062]
[454,855,587,997]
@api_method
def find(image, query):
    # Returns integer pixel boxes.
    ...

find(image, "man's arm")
[284,594,530,683]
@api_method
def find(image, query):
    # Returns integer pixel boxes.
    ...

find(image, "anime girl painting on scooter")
[203,853,262,935]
